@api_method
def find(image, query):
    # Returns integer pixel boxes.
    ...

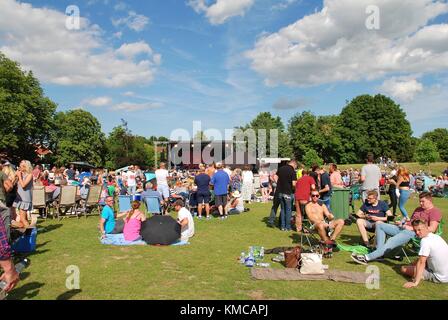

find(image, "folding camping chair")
[78,185,102,218]
[350,184,361,201]
[118,195,132,213]
[401,220,445,263]
[143,196,161,215]
[298,202,323,249]
[52,185,78,220]
[32,186,48,219]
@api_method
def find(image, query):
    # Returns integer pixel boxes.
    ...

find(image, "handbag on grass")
[284,246,301,268]
[299,253,325,274]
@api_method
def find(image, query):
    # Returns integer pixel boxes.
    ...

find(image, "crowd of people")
[265,156,447,287]
[1,156,447,294]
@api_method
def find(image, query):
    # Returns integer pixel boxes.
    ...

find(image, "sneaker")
[197,216,203,220]
[220,216,225,220]
[281,228,287,231]
[351,254,368,265]
[206,216,211,220]
[224,215,228,219]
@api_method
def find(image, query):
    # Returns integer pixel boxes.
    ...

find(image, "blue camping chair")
[143,196,161,215]
[118,195,132,213]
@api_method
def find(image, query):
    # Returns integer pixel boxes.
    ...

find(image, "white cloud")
[84,96,113,107]
[122,91,135,97]
[0,0,160,87]
[112,11,149,32]
[379,77,424,102]
[113,31,123,39]
[112,102,163,112]
[246,0,448,87]
[116,41,154,59]
[401,81,448,135]
[188,0,255,25]
[114,2,127,11]
[273,97,311,110]
[271,0,300,11]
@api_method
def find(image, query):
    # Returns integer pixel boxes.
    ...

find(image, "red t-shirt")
[407,207,442,227]
[295,176,316,201]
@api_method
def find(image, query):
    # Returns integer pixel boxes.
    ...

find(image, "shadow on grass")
[261,216,279,228]
[7,282,45,300]
[36,240,51,249]
[37,223,63,234]
[19,272,31,281]
[289,231,321,247]
[56,289,82,300]
[338,234,363,246]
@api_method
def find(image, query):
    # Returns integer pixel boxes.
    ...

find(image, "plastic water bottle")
[260,247,265,259]
[239,252,246,264]
[256,262,270,268]
[0,259,29,290]
[245,252,255,267]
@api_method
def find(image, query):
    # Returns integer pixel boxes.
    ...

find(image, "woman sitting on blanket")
[123,201,146,242]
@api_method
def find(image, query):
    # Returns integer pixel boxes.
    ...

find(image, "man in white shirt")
[223,163,232,179]
[155,162,170,201]
[126,166,137,196]
[174,200,194,242]
[401,219,448,288]
[360,153,382,201]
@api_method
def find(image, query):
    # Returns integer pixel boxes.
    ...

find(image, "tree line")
[1,52,446,168]
[241,106,446,166]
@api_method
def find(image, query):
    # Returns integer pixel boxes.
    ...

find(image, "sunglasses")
[311,194,320,198]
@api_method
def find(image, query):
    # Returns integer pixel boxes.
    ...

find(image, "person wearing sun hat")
[227,190,245,215]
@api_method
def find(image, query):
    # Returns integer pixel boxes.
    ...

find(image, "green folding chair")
[401,220,444,263]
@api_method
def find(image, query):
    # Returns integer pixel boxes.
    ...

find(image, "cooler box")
[330,188,351,220]
[11,228,37,253]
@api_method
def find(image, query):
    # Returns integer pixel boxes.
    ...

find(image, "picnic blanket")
[100,234,190,246]
[101,234,146,246]
[171,240,190,246]
[251,268,370,284]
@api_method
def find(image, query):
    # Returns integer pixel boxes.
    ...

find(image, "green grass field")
[7,196,448,300]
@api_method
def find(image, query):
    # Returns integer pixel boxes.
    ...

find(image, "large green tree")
[288,112,343,163]
[51,109,106,167]
[421,128,448,162]
[239,112,292,159]
[414,139,440,165]
[0,52,57,162]
[106,121,155,169]
[337,94,413,163]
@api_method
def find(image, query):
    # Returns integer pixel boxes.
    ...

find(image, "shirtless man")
[305,191,345,247]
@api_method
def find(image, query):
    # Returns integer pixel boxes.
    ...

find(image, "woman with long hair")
[397,166,411,221]
[12,160,34,229]
[2,164,18,222]
[230,168,242,193]
[123,201,146,242]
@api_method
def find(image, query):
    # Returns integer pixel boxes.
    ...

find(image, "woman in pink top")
[329,163,344,188]
[123,201,146,242]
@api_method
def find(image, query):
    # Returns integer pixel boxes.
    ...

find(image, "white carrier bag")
[299,253,325,274]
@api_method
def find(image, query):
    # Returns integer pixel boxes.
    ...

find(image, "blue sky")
[1,0,447,139]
